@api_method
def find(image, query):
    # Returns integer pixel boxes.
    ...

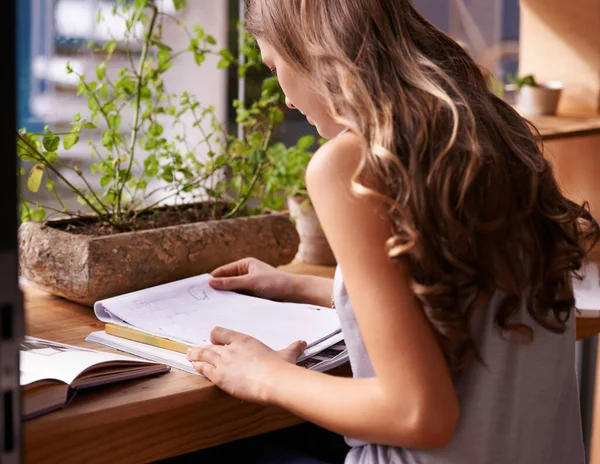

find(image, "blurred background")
[16,0,521,208]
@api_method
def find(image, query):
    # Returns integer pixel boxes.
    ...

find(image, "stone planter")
[516,81,564,116]
[287,196,336,266]
[18,212,299,306]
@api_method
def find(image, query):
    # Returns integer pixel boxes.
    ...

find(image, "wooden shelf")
[530,115,600,141]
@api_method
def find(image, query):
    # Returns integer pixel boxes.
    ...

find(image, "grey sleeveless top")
[333,266,584,464]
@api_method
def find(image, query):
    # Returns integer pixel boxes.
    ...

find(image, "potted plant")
[254,135,336,266]
[507,73,564,116]
[17,0,299,306]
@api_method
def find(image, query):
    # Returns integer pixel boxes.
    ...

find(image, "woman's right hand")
[209,257,300,302]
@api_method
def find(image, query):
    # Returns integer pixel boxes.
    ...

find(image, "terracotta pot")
[516,81,564,116]
[18,211,299,306]
[287,196,336,266]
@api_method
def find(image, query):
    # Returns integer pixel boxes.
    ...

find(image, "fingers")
[278,340,308,363]
[191,361,216,378]
[210,326,248,346]
[209,274,256,292]
[210,258,254,278]
[187,346,222,365]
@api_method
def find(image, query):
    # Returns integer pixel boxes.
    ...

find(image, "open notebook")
[93,274,341,351]
[21,337,169,420]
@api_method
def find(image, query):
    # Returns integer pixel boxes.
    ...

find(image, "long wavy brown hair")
[247,0,600,374]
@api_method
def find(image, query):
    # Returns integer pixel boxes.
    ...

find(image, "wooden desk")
[24,260,600,463]
[23,263,347,464]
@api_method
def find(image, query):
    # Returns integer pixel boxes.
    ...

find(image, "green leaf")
[31,205,46,222]
[27,165,44,193]
[249,132,264,146]
[100,175,112,188]
[148,122,164,137]
[96,62,106,81]
[262,77,281,95]
[21,205,31,222]
[205,35,217,45]
[173,0,187,11]
[77,195,87,206]
[269,107,285,124]
[161,165,174,183]
[64,133,80,150]
[45,180,55,191]
[193,25,204,39]
[143,137,158,150]
[45,152,58,163]
[43,132,60,152]
[83,121,97,129]
[217,58,231,69]
[297,135,315,150]
[108,114,122,131]
[104,40,117,54]
[194,51,206,66]
[140,87,152,100]
[219,49,235,62]
[144,155,159,176]
[157,48,170,65]
[215,154,227,167]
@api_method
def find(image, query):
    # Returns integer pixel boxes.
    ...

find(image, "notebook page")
[20,336,158,386]
[94,274,341,351]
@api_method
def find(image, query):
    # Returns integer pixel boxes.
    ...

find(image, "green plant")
[16,0,285,230]
[507,73,538,93]
[255,135,325,211]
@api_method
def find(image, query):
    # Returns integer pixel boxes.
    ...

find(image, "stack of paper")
[87,331,348,374]
[86,274,348,374]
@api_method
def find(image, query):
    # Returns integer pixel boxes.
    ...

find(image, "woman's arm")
[268,133,459,447]
[190,133,459,449]
[288,274,334,307]
[208,258,333,306]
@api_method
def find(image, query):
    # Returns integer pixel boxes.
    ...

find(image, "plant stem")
[223,122,274,219]
[16,132,109,221]
[71,166,112,216]
[137,172,212,213]
[117,3,159,218]
[45,171,66,211]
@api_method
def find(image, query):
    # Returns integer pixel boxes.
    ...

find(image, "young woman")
[187,1,599,462]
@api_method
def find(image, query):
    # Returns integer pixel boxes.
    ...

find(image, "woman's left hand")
[187,326,307,404]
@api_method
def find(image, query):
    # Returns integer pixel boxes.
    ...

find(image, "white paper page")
[573,262,600,318]
[94,274,341,351]
[20,336,157,386]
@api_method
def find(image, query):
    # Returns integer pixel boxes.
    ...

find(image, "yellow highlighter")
[105,323,193,354]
